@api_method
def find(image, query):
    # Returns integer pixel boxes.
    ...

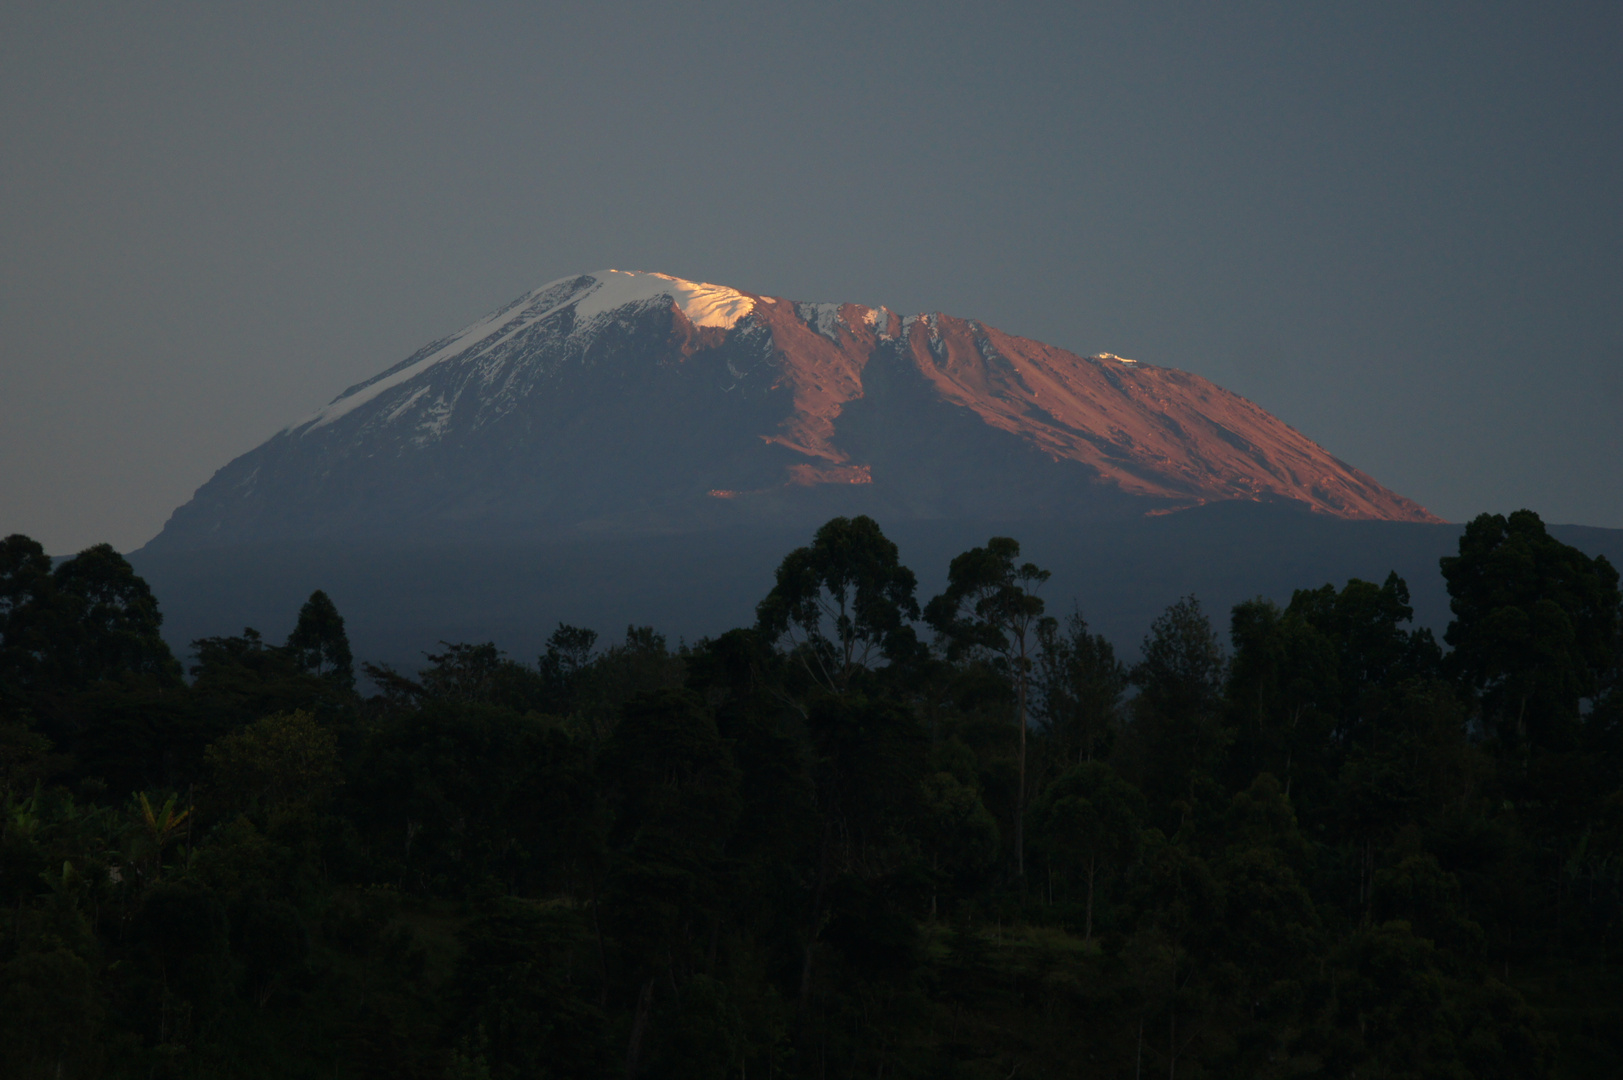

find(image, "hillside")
[143,271,1438,554]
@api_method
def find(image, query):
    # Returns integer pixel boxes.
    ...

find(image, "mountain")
[143,270,1438,554]
[126,270,1528,667]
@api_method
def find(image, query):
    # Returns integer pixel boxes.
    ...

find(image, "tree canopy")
[755,514,920,693]
[0,510,1618,1079]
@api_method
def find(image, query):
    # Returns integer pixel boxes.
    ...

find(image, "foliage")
[756,514,920,693]
[925,535,1050,880]
[1442,510,1621,753]
[203,709,341,818]
[1034,607,1126,767]
[0,509,1618,1078]
[284,589,355,691]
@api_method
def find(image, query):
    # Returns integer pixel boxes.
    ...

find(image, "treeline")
[0,510,1621,1079]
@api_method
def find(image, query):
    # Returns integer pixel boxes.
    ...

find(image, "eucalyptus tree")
[1442,509,1621,754]
[755,516,920,696]
[1036,608,1127,766]
[284,589,354,691]
[0,534,54,697]
[924,536,1050,880]
[41,542,179,690]
[1126,596,1228,833]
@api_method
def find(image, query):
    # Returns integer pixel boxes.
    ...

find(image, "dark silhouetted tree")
[284,589,354,691]
[756,516,920,694]
[204,709,342,819]
[0,534,56,699]
[1123,596,1227,832]
[48,544,180,689]
[538,622,598,713]
[925,536,1049,879]
[1035,607,1127,766]
[1226,596,1332,791]
[1441,509,1621,753]
[190,627,336,728]
[1028,760,1143,938]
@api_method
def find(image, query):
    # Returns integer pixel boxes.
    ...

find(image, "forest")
[0,508,1620,1079]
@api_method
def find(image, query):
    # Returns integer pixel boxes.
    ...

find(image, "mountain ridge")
[142,270,1439,554]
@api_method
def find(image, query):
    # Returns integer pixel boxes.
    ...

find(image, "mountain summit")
[146,270,1439,552]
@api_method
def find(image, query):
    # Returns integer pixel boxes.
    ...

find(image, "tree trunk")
[1016,637,1028,881]
[625,977,655,1078]
[1168,999,1177,1080]
[591,885,611,1008]
[798,818,834,1030]
[1167,954,1178,1080]
[1085,853,1096,941]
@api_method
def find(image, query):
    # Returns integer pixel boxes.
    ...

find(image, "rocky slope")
[143,270,1439,553]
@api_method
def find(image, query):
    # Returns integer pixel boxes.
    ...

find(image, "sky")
[2,1,1619,553]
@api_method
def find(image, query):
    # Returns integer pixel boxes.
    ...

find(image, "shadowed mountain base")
[130,501,1623,669]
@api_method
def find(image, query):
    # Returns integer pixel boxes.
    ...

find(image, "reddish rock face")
[146,271,1439,553]
[737,291,1439,524]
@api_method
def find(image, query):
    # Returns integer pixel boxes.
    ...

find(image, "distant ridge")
[143,270,1438,554]
[130,505,1623,674]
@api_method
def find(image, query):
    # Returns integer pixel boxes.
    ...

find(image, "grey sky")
[3,1,1619,553]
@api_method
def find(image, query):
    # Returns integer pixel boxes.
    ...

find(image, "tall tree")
[1124,596,1227,832]
[1028,760,1143,939]
[191,627,336,727]
[0,534,56,699]
[46,543,180,689]
[925,536,1049,879]
[538,622,599,713]
[1035,608,1127,766]
[599,689,741,1075]
[756,516,920,695]
[1293,572,1441,723]
[1226,596,1334,797]
[284,589,354,691]
[1441,510,1621,753]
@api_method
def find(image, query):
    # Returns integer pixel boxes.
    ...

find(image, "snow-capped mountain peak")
[150,270,1441,553]
[291,270,756,434]
[575,270,755,329]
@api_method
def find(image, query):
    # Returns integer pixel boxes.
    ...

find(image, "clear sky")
[3,1,1619,553]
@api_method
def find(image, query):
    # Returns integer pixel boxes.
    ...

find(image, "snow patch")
[573,270,755,330]
[291,271,756,436]
[796,302,844,341]
[415,398,455,442]
[385,385,432,424]
[293,276,595,433]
